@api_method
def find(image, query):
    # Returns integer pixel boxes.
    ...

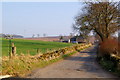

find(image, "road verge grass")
[2,51,77,77]
[2,44,92,77]
[99,57,120,77]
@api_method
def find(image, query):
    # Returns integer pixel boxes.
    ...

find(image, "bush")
[97,38,120,76]
[98,38,120,58]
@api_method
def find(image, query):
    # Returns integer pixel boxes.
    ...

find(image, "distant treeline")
[0,33,24,38]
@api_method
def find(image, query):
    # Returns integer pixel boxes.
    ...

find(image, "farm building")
[60,36,71,43]
[61,36,96,44]
[61,36,86,43]
[70,36,85,43]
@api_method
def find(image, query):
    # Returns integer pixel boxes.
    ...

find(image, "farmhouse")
[61,36,85,43]
[61,36,96,44]
[70,36,85,43]
[61,36,71,43]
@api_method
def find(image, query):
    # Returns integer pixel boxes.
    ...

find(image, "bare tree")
[37,34,40,38]
[43,33,46,37]
[59,35,63,41]
[69,33,74,38]
[32,34,35,38]
[74,1,120,41]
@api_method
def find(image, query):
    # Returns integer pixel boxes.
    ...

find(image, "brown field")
[25,37,60,42]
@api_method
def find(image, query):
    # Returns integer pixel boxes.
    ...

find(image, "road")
[27,45,117,78]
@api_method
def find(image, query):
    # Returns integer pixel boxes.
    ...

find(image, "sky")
[2,2,83,37]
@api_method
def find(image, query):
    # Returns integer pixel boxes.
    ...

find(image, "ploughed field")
[1,38,73,56]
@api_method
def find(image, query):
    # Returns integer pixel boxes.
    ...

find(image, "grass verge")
[2,51,77,77]
[99,57,120,77]
[2,44,92,77]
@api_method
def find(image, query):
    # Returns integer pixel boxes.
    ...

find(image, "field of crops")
[1,38,73,56]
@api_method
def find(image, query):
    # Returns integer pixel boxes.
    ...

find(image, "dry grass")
[2,43,92,77]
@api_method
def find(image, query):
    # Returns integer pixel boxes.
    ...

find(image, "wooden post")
[12,46,16,56]
[11,43,16,57]
[37,48,40,54]
[46,49,49,53]
[12,43,14,47]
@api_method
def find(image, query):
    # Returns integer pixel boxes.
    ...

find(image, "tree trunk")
[95,30,110,42]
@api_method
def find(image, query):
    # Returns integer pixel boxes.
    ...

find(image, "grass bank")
[2,51,77,77]
[2,44,92,77]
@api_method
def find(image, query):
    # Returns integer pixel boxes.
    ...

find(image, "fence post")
[11,43,16,57]
[37,48,40,54]
[12,47,16,57]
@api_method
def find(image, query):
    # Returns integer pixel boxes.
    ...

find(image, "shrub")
[98,38,120,58]
[98,38,120,76]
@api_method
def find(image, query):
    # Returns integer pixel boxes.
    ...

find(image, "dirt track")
[27,46,117,78]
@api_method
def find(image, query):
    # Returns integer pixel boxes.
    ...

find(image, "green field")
[1,38,73,56]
